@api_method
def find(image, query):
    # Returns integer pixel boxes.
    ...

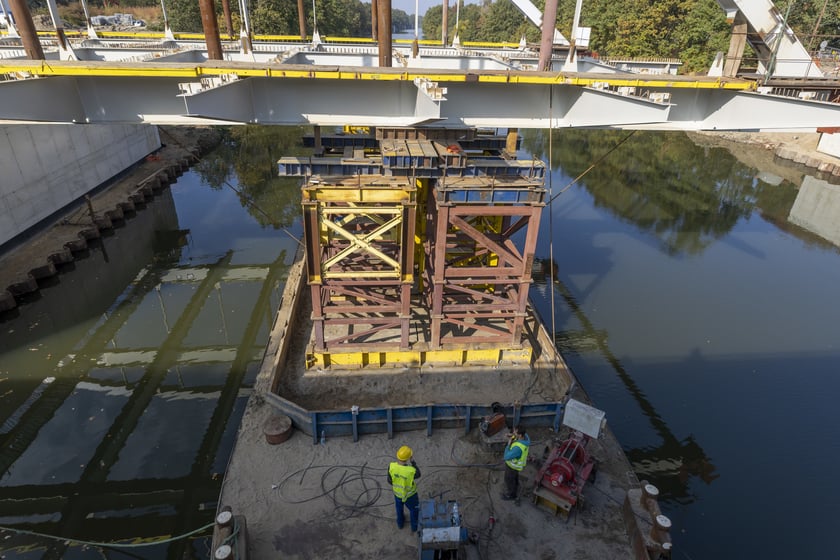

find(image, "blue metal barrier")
[264,392,564,444]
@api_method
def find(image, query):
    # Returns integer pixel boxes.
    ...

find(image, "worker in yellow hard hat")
[388,445,422,532]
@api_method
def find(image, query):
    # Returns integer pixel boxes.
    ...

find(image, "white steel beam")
[1,62,840,131]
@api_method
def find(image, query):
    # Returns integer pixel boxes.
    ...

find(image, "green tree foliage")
[778,0,840,50]
[524,129,757,255]
[474,0,534,43]
[392,9,412,32]
[251,0,298,35]
[246,0,410,37]
[422,3,489,43]
[421,4,444,41]
[166,0,203,32]
[194,126,307,229]
[672,1,732,72]
[453,4,483,41]
[420,0,840,73]
[567,0,728,71]
[51,0,840,67]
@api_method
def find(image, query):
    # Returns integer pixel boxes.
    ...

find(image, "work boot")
[500,494,514,501]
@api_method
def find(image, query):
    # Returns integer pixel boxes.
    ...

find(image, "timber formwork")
[301,175,417,352]
[292,129,546,366]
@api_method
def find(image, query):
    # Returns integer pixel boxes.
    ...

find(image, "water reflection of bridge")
[532,260,717,504]
[0,215,290,557]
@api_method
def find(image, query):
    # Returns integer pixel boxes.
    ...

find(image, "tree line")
[164,0,411,38]
[422,0,840,73]
[39,0,840,74]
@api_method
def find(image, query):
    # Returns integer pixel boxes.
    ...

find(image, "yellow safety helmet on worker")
[397,445,413,462]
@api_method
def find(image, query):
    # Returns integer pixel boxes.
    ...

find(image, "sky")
[390,0,481,17]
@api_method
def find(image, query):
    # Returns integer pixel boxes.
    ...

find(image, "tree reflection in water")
[525,129,782,256]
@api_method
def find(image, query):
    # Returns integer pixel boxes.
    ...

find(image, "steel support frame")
[425,189,543,349]
[302,179,416,352]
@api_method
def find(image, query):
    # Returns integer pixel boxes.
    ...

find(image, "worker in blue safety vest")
[388,445,422,531]
[501,427,529,500]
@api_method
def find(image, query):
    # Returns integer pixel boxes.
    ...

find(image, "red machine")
[532,430,596,516]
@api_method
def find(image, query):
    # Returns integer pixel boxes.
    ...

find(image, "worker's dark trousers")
[504,466,520,498]
[395,492,419,531]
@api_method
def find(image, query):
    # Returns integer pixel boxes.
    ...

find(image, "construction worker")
[501,427,529,500]
[388,445,421,531]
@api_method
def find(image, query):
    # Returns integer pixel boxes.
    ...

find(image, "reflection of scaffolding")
[539,259,717,503]
[0,251,288,558]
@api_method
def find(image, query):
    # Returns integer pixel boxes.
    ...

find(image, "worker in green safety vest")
[501,427,529,500]
[388,445,422,532]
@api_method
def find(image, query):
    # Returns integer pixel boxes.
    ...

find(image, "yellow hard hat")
[397,445,413,461]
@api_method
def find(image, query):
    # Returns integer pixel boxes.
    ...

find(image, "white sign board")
[562,398,605,439]
[576,27,591,48]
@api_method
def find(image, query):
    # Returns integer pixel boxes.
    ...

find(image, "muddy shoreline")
[688,131,840,183]
[0,126,221,314]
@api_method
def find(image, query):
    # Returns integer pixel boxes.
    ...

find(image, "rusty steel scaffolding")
[424,176,545,348]
[302,176,417,352]
[296,129,546,361]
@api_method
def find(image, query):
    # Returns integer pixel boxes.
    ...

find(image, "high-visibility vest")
[389,462,418,501]
[505,440,529,471]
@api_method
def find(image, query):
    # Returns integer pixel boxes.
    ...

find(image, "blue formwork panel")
[300,401,565,443]
[381,139,441,170]
[443,187,545,204]
[278,158,385,177]
[264,392,562,444]
[441,164,545,179]
[460,136,516,151]
[381,167,441,178]
[302,135,377,149]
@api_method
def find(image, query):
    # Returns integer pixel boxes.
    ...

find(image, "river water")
[1,127,838,559]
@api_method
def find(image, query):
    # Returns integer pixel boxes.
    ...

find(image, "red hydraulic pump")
[532,430,597,515]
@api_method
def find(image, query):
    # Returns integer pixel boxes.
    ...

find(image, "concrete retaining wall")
[0,124,161,246]
[818,132,840,158]
[788,175,840,247]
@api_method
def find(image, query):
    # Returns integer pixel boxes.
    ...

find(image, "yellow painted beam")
[0,60,757,90]
[308,345,532,369]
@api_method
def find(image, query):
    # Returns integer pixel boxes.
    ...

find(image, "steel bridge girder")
[2,68,840,129]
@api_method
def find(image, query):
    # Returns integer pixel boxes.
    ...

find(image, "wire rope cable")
[546,129,637,206]
[0,521,215,550]
[548,86,557,369]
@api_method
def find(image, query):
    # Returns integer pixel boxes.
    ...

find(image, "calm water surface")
[525,130,840,559]
[0,127,303,558]
[1,127,839,559]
